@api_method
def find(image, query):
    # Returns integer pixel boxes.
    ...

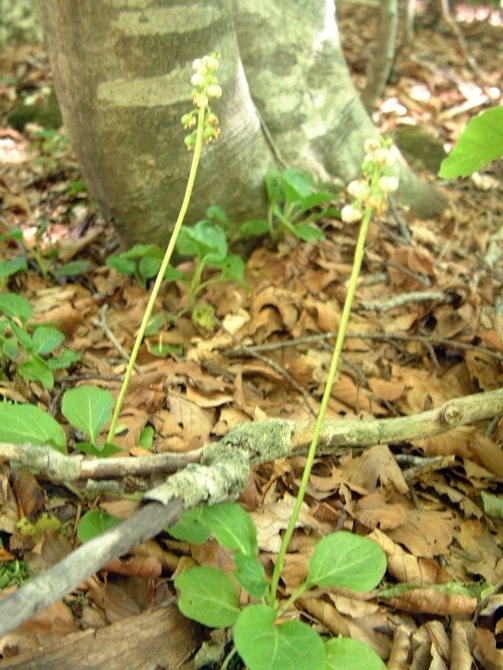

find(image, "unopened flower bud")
[207,85,222,100]
[193,92,209,108]
[374,148,393,166]
[202,55,219,71]
[378,176,399,193]
[181,112,197,129]
[184,132,197,150]
[347,179,369,199]
[366,194,382,209]
[364,139,380,153]
[341,205,363,223]
[206,113,219,126]
[191,73,206,87]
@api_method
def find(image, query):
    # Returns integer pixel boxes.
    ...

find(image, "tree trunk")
[37,0,447,249]
[36,0,271,248]
[233,0,447,219]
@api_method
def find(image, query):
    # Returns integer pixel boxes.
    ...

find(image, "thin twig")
[220,331,503,362]
[92,304,142,373]
[212,314,317,418]
[359,290,453,313]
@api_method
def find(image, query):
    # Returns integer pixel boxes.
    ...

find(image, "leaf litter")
[1,8,503,668]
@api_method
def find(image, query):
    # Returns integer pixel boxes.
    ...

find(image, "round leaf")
[61,385,115,445]
[0,403,66,453]
[175,566,240,628]
[234,604,325,670]
[306,532,386,591]
[324,637,385,670]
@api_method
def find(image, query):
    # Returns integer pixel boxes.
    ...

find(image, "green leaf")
[177,221,228,265]
[139,255,162,280]
[0,257,28,279]
[66,179,87,196]
[73,441,124,457]
[118,243,162,259]
[167,506,211,544]
[10,321,33,348]
[306,532,386,591]
[175,566,240,627]
[281,168,312,203]
[233,553,269,598]
[52,260,90,277]
[200,502,259,557]
[2,338,20,359]
[298,192,336,211]
[77,508,122,542]
[206,205,230,226]
[19,358,54,389]
[439,107,503,178]
[0,230,23,244]
[32,326,65,355]
[217,255,248,287]
[0,403,66,453]
[61,386,115,445]
[0,294,33,323]
[234,604,325,670]
[481,491,503,518]
[240,219,270,236]
[265,164,285,204]
[324,638,385,670]
[46,349,81,370]
[106,255,136,276]
[295,223,325,243]
[138,425,154,449]
[163,266,186,281]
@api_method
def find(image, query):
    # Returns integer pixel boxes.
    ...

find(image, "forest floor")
[0,4,503,669]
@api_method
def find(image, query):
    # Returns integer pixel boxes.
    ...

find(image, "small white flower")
[192,58,202,71]
[202,55,219,71]
[347,179,369,199]
[191,73,206,87]
[364,138,380,153]
[207,84,222,99]
[374,148,394,166]
[378,176,399,193]
[193,92,209,108]
[341,205,363,223]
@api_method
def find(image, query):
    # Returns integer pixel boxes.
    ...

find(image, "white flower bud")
[191,73,206,87]
[207,84,222,99]
[192,58,202,71]
[364,139,380,153]
[378,176,399,193]
[341,205,363,223]
[193,92,209,108]
[202,55,219,71]
[347,179,369,199]
[375,148,393,166]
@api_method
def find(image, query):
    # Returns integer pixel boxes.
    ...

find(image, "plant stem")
[268,203,374,606]
[107,106,206,444]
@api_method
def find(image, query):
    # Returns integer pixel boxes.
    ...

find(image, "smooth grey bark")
[36,0,271,248]
[233,0,448,219]
[37,0,447,249]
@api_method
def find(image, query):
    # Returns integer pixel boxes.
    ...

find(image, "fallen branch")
[0,387,502,636]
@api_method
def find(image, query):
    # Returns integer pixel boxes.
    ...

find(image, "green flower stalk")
[107,54,222,444]
[268,138,399,606]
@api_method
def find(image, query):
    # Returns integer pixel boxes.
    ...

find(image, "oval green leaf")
[306,532,386,591]
[61,385,115,445]
[175,566,240,628]
[234,604,325,670]
[324,637,385,670]
[0,403,66,453]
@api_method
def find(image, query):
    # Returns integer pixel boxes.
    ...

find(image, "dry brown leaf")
[390,589,476,615]
[387,510,453,558]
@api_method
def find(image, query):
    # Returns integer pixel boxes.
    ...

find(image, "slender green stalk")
[268,201,374,606]
[107,106,206,444]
